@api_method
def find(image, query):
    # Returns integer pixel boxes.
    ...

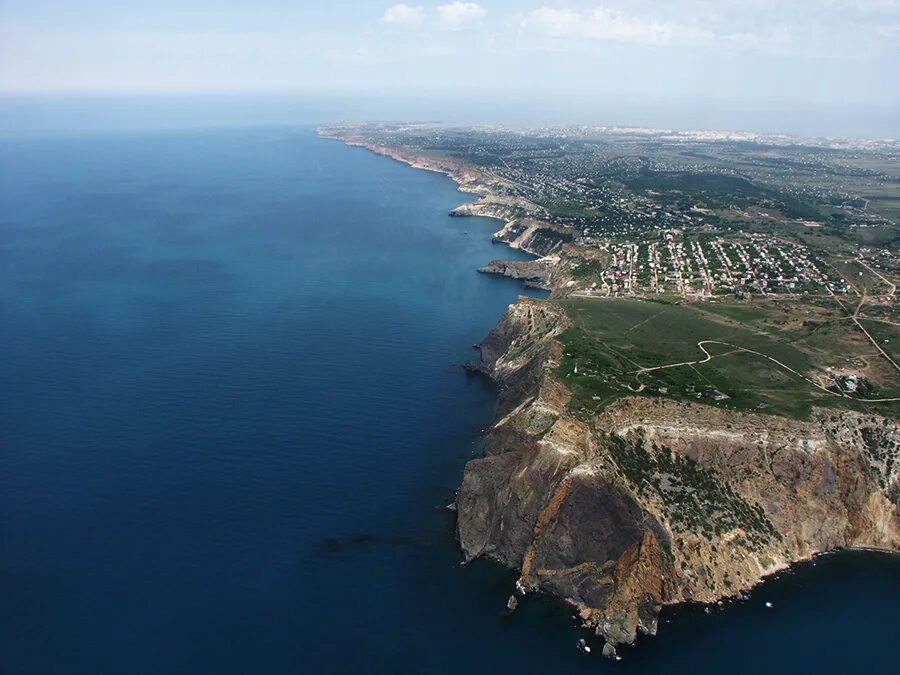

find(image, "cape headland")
[317,123,900,657]
[460,297,897,657]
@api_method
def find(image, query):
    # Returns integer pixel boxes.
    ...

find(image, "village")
[569,230,851,299]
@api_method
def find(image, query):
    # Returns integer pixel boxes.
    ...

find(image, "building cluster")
[574,232,840,298]
[347,125,897,271]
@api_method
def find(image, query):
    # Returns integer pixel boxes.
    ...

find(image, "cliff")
[458,298,900,657]
[318,128,899,658]
[477,258,557,290]
[317,129,575,258]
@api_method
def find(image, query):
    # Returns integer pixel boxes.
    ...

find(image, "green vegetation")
[568,257,608,279]
[329,122,899,249]
[624,168,824,222]
[556,297,898,420]
[607,433,777,547]
[626,170,769,206]
[529,227,573,251]
[691,301,792,331]
[858,319,899,364]
[326,123,899,420]
[829,259,885,295]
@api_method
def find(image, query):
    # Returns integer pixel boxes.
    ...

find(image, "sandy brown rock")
[318,132,575,258]
[478,259,555,290]
[320,129,900,655]
[457,299,900,655]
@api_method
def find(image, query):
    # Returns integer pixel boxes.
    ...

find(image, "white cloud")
[521,6,712,45]
[381,3,426,25]
[436,2,487,30]
[722,30,789,48]
[827,0,900,12]
[876,22,900,36]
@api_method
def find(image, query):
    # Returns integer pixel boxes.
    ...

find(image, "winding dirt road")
[634,339,900,403]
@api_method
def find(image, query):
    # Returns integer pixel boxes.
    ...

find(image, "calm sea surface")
[1,127,897,674]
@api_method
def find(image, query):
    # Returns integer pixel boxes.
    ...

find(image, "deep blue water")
[1,127,897,674]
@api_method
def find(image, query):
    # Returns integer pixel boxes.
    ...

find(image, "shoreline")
[316,129,570,267]
[462,297,898,655]
[315,126,899,657]
[682,544,900,612]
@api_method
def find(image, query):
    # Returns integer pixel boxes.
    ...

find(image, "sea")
[1,126,897,674]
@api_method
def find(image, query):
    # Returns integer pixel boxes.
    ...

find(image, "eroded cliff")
[457,298,900,657]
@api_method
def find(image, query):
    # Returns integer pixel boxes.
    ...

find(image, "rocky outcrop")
[319,127,899,657]
[490,219,574,257]
[477,258,557,290]
[457,298,900,656]
[318,129,575,259]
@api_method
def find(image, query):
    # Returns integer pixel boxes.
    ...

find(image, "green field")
[556,297,897,419]
[828,259,888,296]
[859,319,899,364]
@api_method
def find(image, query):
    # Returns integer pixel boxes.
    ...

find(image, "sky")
[1,1,899,135]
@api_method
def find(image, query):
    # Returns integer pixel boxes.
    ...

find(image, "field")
[859,319,899,364]
[326,123,900,420]
[556,297,900,420]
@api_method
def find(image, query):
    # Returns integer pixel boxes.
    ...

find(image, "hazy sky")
[1,1,899,133]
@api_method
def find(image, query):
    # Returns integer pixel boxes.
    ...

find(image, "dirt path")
[634,339,900,403]
[824,270,900,376]
[857,257,896,298]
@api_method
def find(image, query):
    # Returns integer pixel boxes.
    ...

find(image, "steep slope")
[457,298,900,657]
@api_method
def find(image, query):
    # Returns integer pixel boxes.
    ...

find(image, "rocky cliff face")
[477,258,556,290]
[319,132,574,258]
[322,130,900,655]
[457,298,900,657]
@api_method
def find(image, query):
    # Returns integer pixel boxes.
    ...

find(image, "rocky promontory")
[458,298,899,657]
[316,127,575,259]
[318,126,900,658]
[477,258,557,291]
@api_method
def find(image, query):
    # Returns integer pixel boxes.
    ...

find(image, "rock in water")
[506,594,518,613]
[602,642,617,659]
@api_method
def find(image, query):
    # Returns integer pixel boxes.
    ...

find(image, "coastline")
[460,296,898,656]
[316,129,572,265]
[693,543,900,608]
[315,126,900,658]
[5,124,897,675]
